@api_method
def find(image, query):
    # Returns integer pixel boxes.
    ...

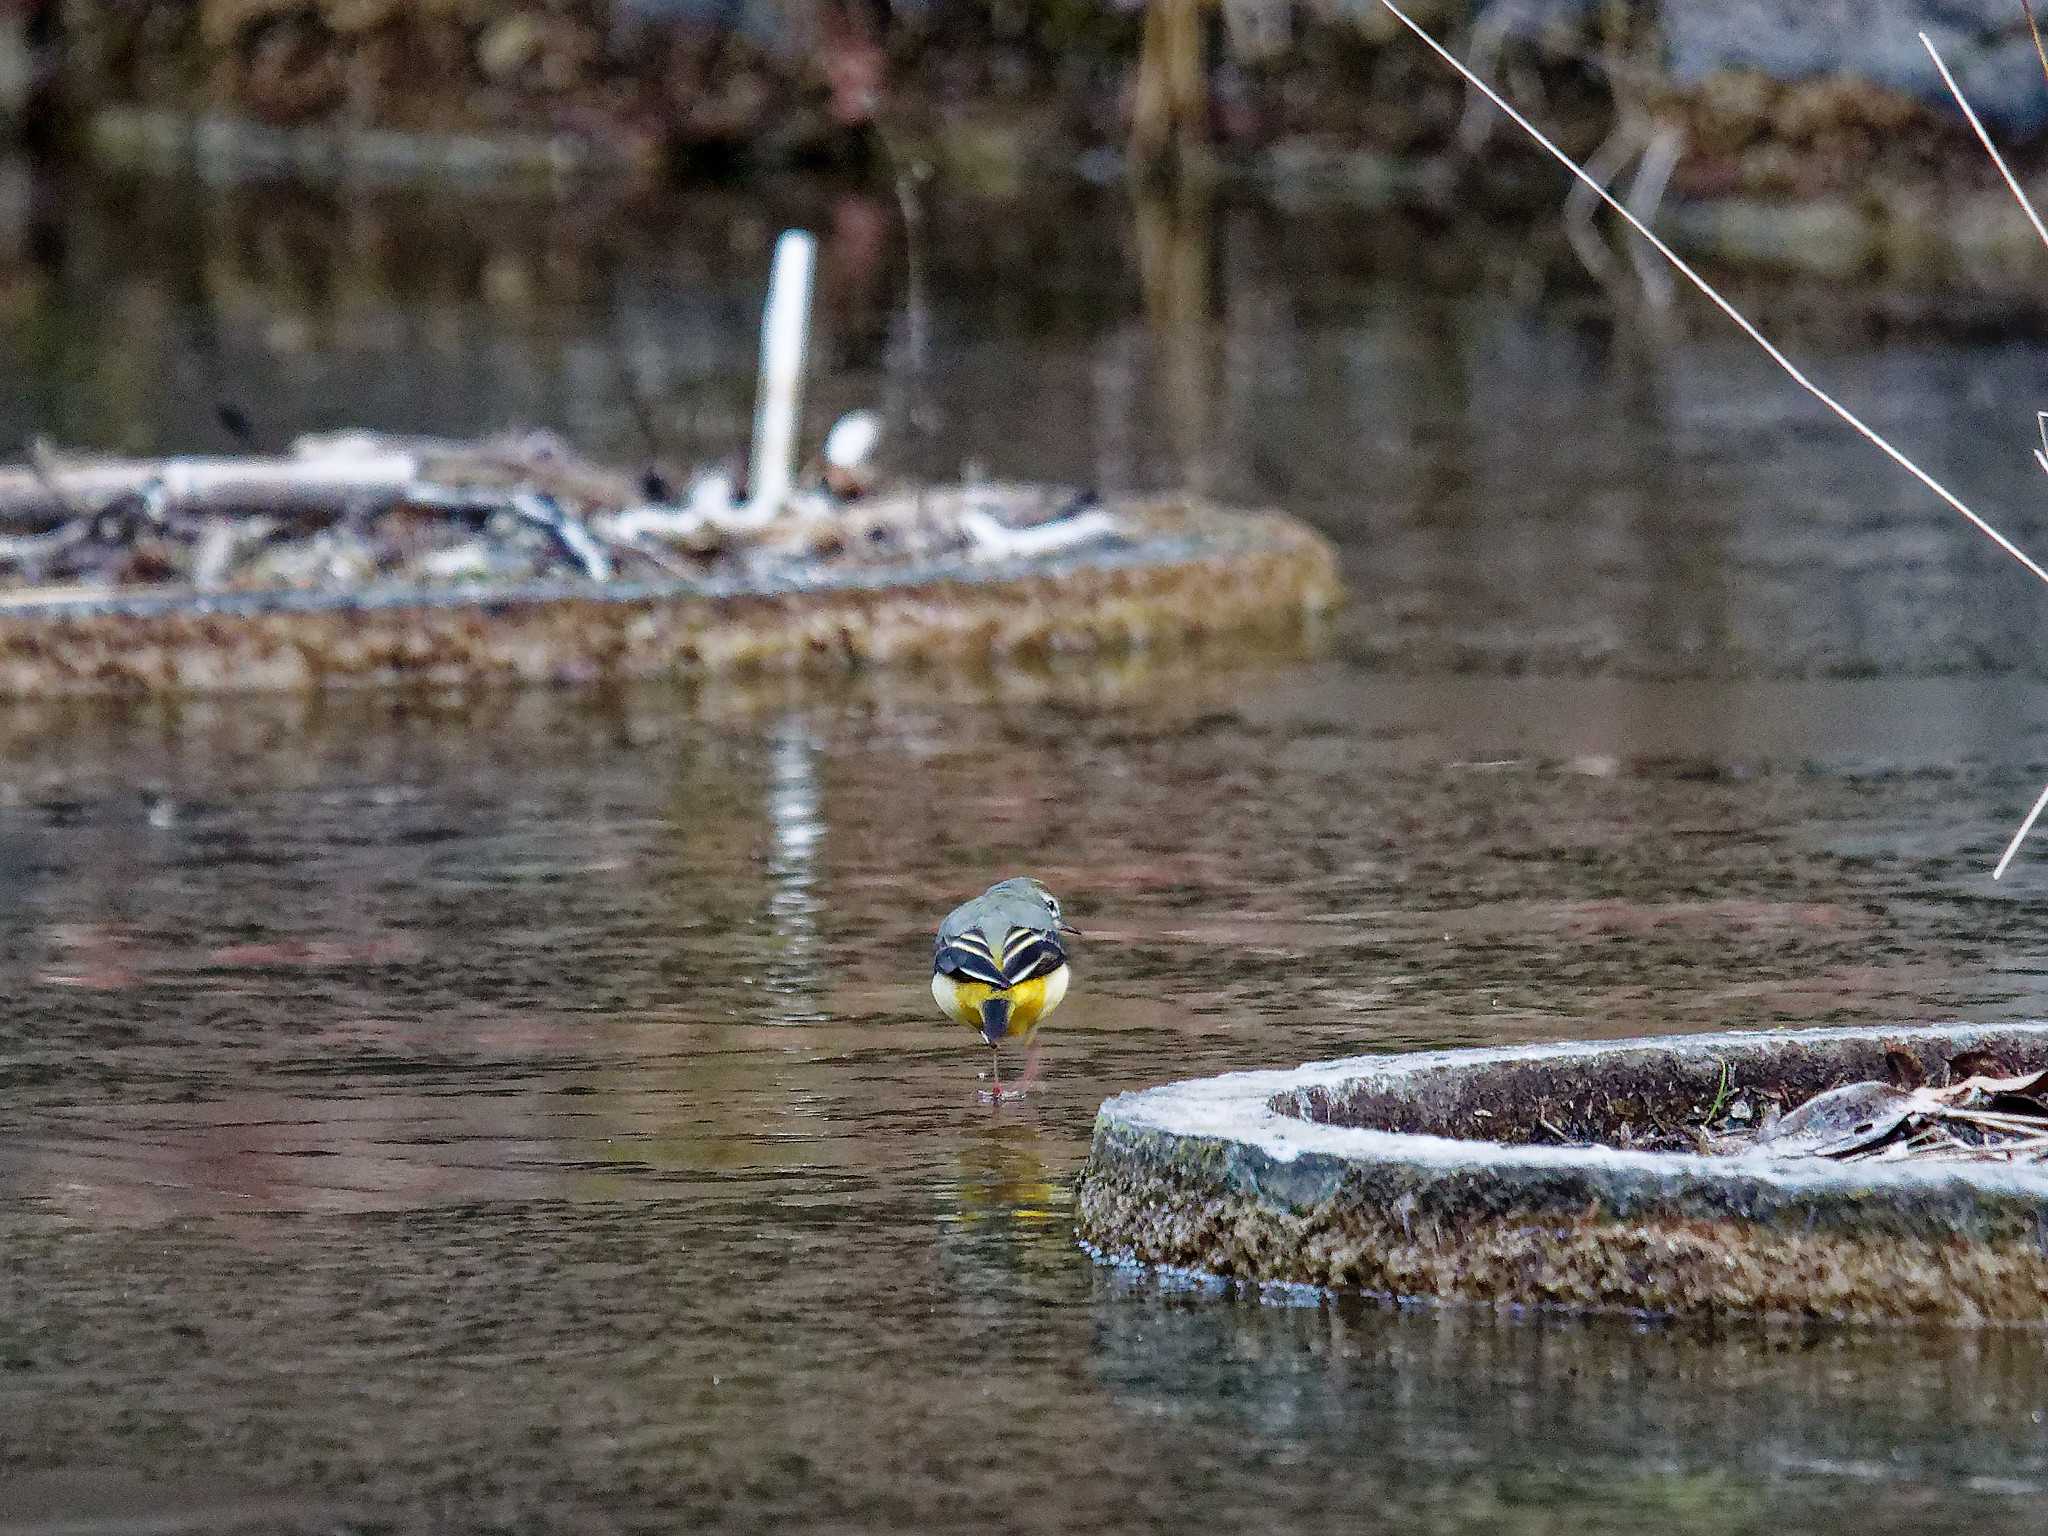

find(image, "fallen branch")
[0,450,422,527]
[961,504,1121,561]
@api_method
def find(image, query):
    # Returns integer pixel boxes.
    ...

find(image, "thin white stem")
[1994,777,2048,880]
[1937,23,2048,878]
[1383,0,2048,876]
[1377,0,2048,594]
[1920,33,2048,255]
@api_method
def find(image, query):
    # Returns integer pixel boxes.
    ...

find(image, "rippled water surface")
[6,171,2048,1532]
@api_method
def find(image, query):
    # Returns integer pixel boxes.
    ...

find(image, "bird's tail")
[978,995,1013,1046]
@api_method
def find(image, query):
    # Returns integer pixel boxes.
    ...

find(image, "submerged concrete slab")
[1076,1023,2048,1324]
[0,498,1337,697]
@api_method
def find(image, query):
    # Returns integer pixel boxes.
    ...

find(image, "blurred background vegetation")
[4,1,2042,198]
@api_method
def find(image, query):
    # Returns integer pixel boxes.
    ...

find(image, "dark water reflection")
[5,171,2048,1531]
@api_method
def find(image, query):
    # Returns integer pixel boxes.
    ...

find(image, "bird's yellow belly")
[931,965,1070,1038]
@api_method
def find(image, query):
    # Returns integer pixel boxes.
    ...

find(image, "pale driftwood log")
[0,451,423,526]
[0,431,653,529]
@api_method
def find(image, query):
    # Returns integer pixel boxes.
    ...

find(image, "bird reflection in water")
[942,1120,1064,1230]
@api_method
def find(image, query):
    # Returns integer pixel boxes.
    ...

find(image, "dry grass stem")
[1919,32,2048,254]
[2025,0,2048,91]
[1380,0,2048,875]
[1993,775,2048,879]
[1379,0,2048,591]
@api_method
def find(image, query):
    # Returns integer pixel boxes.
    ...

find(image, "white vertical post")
[747,229,817,522]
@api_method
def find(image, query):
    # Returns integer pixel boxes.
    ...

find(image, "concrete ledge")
[1075,1023,2048,1324]
[0,499,1337,697]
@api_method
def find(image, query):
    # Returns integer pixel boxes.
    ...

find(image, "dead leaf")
[1752,1080,1916,1159]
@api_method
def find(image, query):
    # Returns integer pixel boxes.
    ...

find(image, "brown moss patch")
[1077,1144,2048,1323]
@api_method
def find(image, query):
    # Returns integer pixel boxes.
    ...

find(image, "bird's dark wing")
[934,928,1009,987]
[997,926,1068,984]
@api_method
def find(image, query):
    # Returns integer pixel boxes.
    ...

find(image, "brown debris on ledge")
[1711,1052,2048,1164]
[0,431,1339,697]
[0,430,1129,595]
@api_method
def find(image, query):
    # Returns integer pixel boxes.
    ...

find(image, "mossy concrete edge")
[1076,1022,2048,1324]
[0,500,1338,697]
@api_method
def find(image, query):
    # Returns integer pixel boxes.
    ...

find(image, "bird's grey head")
[984,876,1062,926]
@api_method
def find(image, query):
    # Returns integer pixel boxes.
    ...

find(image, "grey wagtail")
[931,877,1077,1099]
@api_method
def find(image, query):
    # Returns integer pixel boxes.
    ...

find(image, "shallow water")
[5,170,2048,1532]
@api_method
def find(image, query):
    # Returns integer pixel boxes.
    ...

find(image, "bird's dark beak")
[1059,921,1083,937]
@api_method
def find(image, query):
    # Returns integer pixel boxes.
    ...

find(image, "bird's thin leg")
[985,1045,1004,1102]
[1005,1044,1045,1098]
